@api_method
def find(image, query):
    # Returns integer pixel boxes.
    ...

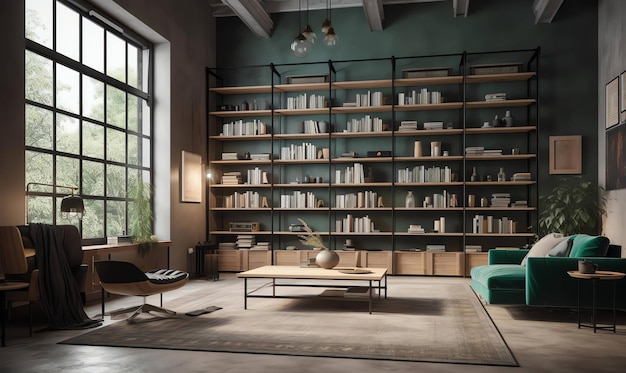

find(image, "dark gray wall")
[216,0,599,206]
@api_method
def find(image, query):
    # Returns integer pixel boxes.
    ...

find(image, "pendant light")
[322,0,338,47]
[290,0,311,57]
[321,0,332,34]
[302,0,317,45]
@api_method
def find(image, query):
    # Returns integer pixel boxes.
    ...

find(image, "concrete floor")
[2,274,626,373]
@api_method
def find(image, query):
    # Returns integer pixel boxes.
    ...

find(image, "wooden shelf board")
[332,79,393,90]
[211,159,272,165]
[332,207,393,211]
[394,129,463,136]
[275,82,330,92]
[210,230,273,235]
[465,207,535,211]
[273,183,330,188]
[275,108,330,116]
[465,181,535,186]
[212,208,271,211]
[332,182,393,187]
[395,207,464,211]
[465,154,536,160]
[209,85,272,94]
[273,208,329,211]
[465,125,537,134]
[332,131,392,138]
[274,133,329,139]
[466,72,536,83]
[394,156,464,161]
[466,99,536,109]
[210,184,271,188]
[394,232,464,236]
[466,233,535,237]
[332,157,392,163]
[210,109,273,117]
[274,159,330,164]
[332,105,393,114]
[394,102,463,111]
[395,76,464,87]
[395,182,464,186]
[209,134,273,141]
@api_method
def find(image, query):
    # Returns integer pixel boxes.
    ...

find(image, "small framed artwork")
[549,135,582,174]
[606,123,626,190]
[619,71,626,123]
[181,150,202,203]
[606,76,619,129]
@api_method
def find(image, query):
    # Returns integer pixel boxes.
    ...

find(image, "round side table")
[567,270,625,333]
[0,281,29,347]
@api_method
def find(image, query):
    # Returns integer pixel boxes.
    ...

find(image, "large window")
[25,0,153,242]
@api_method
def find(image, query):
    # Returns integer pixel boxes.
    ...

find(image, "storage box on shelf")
[207,48,539,276]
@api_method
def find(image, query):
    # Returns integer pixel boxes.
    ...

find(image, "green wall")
[216,0,599,194]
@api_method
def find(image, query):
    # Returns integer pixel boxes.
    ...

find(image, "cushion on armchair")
[568,234,610,257]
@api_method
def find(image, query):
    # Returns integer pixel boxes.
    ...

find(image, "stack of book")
[485,93,507,101]
[465,245,485,253]
[250,242,270,250]
[465,146,485,155]
[423,121,444,130]
[398,121,418,131]
[482,149,503,156]
[512,172,532,181]
[218,242,237,250]
[491,193,511,207]
[236,235,255,249]
[513,200,528,207]
[221,171,242,185]
[408,224,425,234]
[426,244,445,252]
[221,152,239,160]
[250,153,270,160]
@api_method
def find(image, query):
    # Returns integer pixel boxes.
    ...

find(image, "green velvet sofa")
[470,238,626,309]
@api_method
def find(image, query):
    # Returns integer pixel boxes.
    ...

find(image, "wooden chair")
[95,261,189,323]
[0,226,31,342]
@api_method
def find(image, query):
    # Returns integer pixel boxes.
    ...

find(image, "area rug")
[60,281,517,366]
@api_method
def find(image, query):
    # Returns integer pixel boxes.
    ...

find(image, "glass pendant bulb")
[302,24,317,44]
[321,18,331,34]
[324,27,338,47]
[291,33,311,57]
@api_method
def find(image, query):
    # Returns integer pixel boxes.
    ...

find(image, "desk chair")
[94,261,189,323]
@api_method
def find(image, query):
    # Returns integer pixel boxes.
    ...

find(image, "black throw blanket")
[29,224,101,330]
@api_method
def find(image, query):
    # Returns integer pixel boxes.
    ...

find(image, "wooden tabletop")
[237,265,387,280]
[567,270,626,280]
[0,282,29,291]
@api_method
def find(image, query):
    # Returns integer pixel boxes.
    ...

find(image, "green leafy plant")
[129,181,156,257]
[538,177,606,236]
[297,218,328,250]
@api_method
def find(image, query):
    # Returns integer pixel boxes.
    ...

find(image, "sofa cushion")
[547,237,573,257]
[568,234,610,258]
[471,264,527,291]
[520,233,566,266]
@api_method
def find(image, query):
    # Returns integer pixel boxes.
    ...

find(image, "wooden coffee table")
[237,266,388,314]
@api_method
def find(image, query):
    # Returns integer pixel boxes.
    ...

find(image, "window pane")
[55,2,79,61]
[128,134,139,165]
[106,164,125,198]
[128,44,139,88]
[56,155,79,189]
[25,104,53,149]
[128,94,139,132]
[82,121,104,159]
[25,51,53,105]
[82,17,104,73]
[83,76,104,122]
[106,31,126,82]
[82,199,103,239]
[56,64,80,114]
[106,128,126,163]
[141,99,151,136]
[56,113,79,155]
[106,85,126,128]
[26,150,53,185]
[106,200,126,236]
[128,169,140,199]
[82,160,104,196]
[25,0,52,48]
[142,138,151,168]
[27,195,53,224]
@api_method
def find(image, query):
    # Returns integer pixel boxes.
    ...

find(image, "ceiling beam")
[532,0,564,24]
[221,0,274,38]
[362,0,385,31]
[452,0,469,18]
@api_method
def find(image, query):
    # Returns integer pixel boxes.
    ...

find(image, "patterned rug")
[60,281,517,366]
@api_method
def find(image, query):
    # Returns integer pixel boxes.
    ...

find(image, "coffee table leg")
[577,279,581,329]
[244,278,248,310]
[592,279,597,333]
[612,280,617,333]
[369,280,372,314]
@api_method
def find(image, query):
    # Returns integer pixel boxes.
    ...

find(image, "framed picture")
[619,71,626,123]
[549,135,582,174]
[606,123,626,190]
[181,150,202,203]
[606,76,619,129]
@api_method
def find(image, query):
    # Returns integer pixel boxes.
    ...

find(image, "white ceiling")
[208,0,564,38]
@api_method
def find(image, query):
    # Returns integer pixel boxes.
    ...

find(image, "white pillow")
[520,233,567,266]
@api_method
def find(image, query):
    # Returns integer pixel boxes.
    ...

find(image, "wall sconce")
[25,182,85,223]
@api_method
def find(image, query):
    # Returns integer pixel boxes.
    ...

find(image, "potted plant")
[538,176,607,236]
[297,218,338,269]
[129,181,157,257]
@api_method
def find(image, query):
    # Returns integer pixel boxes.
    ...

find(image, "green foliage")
[538,177,606,236]
[129,181,155,257]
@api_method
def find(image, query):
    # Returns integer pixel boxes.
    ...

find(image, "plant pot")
[315,249,339,269]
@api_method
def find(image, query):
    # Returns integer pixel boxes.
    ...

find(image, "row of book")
[465,146,503,156]
[345,115,387,132]
[342,91,384,107]
[286,93,327,109]
[397,165,454,183]
[334,163,366,184]
[221,169,270,185]
[280,142,319,160]
[472,215,517,234]
[335,191,379,208]
[223,191,262,208]
[221,120,268,136]
[398,89,444,105]
[280,191,318,208]
[303,119,328,134]
[335,214,376,233]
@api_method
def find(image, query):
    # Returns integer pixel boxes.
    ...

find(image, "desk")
[0,281,29,347]
[567,270,625,333]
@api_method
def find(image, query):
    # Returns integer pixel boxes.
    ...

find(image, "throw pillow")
[568,234,610,258]
[547,236,573,257]
[521,233,567,266]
